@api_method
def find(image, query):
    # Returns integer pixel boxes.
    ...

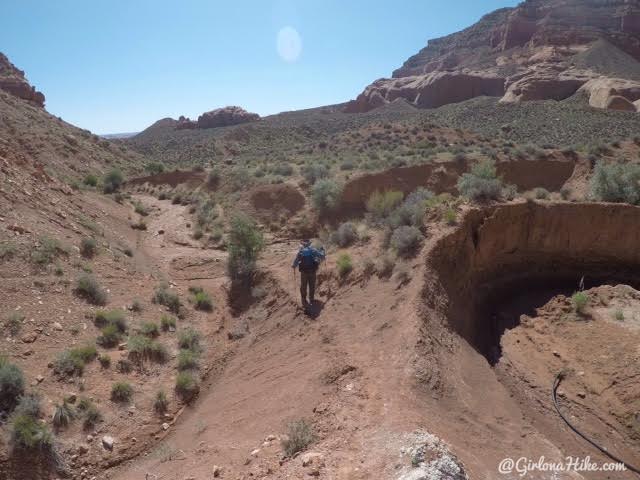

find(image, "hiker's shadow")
[305,300,325,319]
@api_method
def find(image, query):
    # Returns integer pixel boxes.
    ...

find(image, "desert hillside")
[2,2,640,478]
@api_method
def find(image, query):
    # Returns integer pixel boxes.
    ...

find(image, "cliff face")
[0,53,45,107]
[346,0,640,113]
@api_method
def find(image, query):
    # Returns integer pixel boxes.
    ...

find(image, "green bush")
[14,394,41,418]
[572,291,589,314]
[0,360,25,413]
[178,328,201,352]
[98,354,111,368]
[175,372,199,402]
[195,198,218,229]
[366,190,404,221]
[140,321,159,338]
[53,345,97,376]
[111,382,133,403]
[589,161,640,204]
[336,254,353,278]
[83,174,98,187]
[78,399,101,429]
[302,163,329,185]
[6,312,24,336]
[160,314,176,331]
[311,180,342,214]
[533,187,550,200]
[388,188,433,228]
[128,335,168,364]
[133,200,149,216]
[331,222,357,247]
[11,413,54,452]
[130,299,143,312]
[152,284,181,314]
[227,214,264,284]
[457,159,502,201]
[0,241,17,261]
[53,401,75,429]
[177,349,199,371]
[281,419,314,457]
[94,309,127,331]
[154,390,168,414]
[103,169,124,194]
[31,236,66,265]
[97,324,122,348]
[75,274,107,305]
[80,237,97,258]
[391,226,423,258]
[188,287,214,311]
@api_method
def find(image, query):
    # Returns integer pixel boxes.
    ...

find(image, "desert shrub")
[131,219,147,230]
[311,180,342,214]
[111,382,133,403]
[116,358,133,373]
[391,226,423,258]
[83,174,98,187]
[533,187,550,199]
[331,222,358,247]
[272,163,293,176]
[53,401,75,429]
[0,360,25,413]
[103,169,124,194]
[281,419,314,457]
[336,253,353,278]
[130,299,143,312]
[160,314,176,331]
[457,159,502,201]
[14,394,41,418]
[572,291,589,314]
[53,345,96,376]
[195,198,218,229]
[560,187,571,200]
[502,184,518,201]
[175,372,199,401]
[31,236,66,265]
[188,287,213,311]
[227,214,264,284]
[152,284,181,314]
[206,169,220,187]
[388,188,433,228]
[0,241,17,261]
[140,321,159,338]
[589,161,640,204]
[75,274,107,305]
[340,159,356,170]
[154,390,168,414]
[133,201,149,216]
[94,309,127,331]
[302,163,329,184]
[98,354,111,368]
[362,257,376,277]
[5,312,24,336]
[128,335,168,364]
[177,349,199,371]
[612,309,624,321]
[82,402,102,429]
[145,162,165,174]
[178,328,201,352]
[11,413,54,452]
[366,190,404,221]
[97,324,122,348]
[80,237,97,258]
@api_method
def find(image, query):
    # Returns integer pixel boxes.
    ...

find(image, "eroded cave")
[426,202,640,364]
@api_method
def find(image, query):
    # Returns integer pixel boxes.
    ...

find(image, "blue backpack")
[299,247,318,271]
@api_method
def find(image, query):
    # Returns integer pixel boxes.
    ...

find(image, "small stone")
[158,229,165,235]
[35,374,44,383]
[552,351,561,358]
[266,434,277,441]
[102,435,114,451]
[162,423,170,431]
[86,435,94,443]
[577,392,586,399]
[66,393,77,403]
[212,465,221,477]
[52,322,63,331]
[250,448,260,456]
[21,332,38,343]
[118,343,127,351]
[77,445,89,455]
[301,452,325,467]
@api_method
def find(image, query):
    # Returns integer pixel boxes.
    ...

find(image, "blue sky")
[1,0,518,134]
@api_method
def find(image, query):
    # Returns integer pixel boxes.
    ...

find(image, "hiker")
[292,239,325,307]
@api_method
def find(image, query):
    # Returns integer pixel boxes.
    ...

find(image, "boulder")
[196,106,260,129]
[101,435,114,451]
[606,95,637,112]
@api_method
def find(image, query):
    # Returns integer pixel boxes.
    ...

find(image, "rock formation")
[175,106,260,130]
[345,0,640,113]
[0,52,45,107]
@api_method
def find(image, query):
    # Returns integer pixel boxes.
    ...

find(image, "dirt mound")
[249,183,305,219]
[126,169,207,188]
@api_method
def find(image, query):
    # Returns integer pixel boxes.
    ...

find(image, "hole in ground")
[426,202,640,365]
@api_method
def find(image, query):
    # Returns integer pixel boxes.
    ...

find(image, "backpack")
[298,247,318,272]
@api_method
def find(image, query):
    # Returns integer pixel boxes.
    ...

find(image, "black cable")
[552,372,640,476]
